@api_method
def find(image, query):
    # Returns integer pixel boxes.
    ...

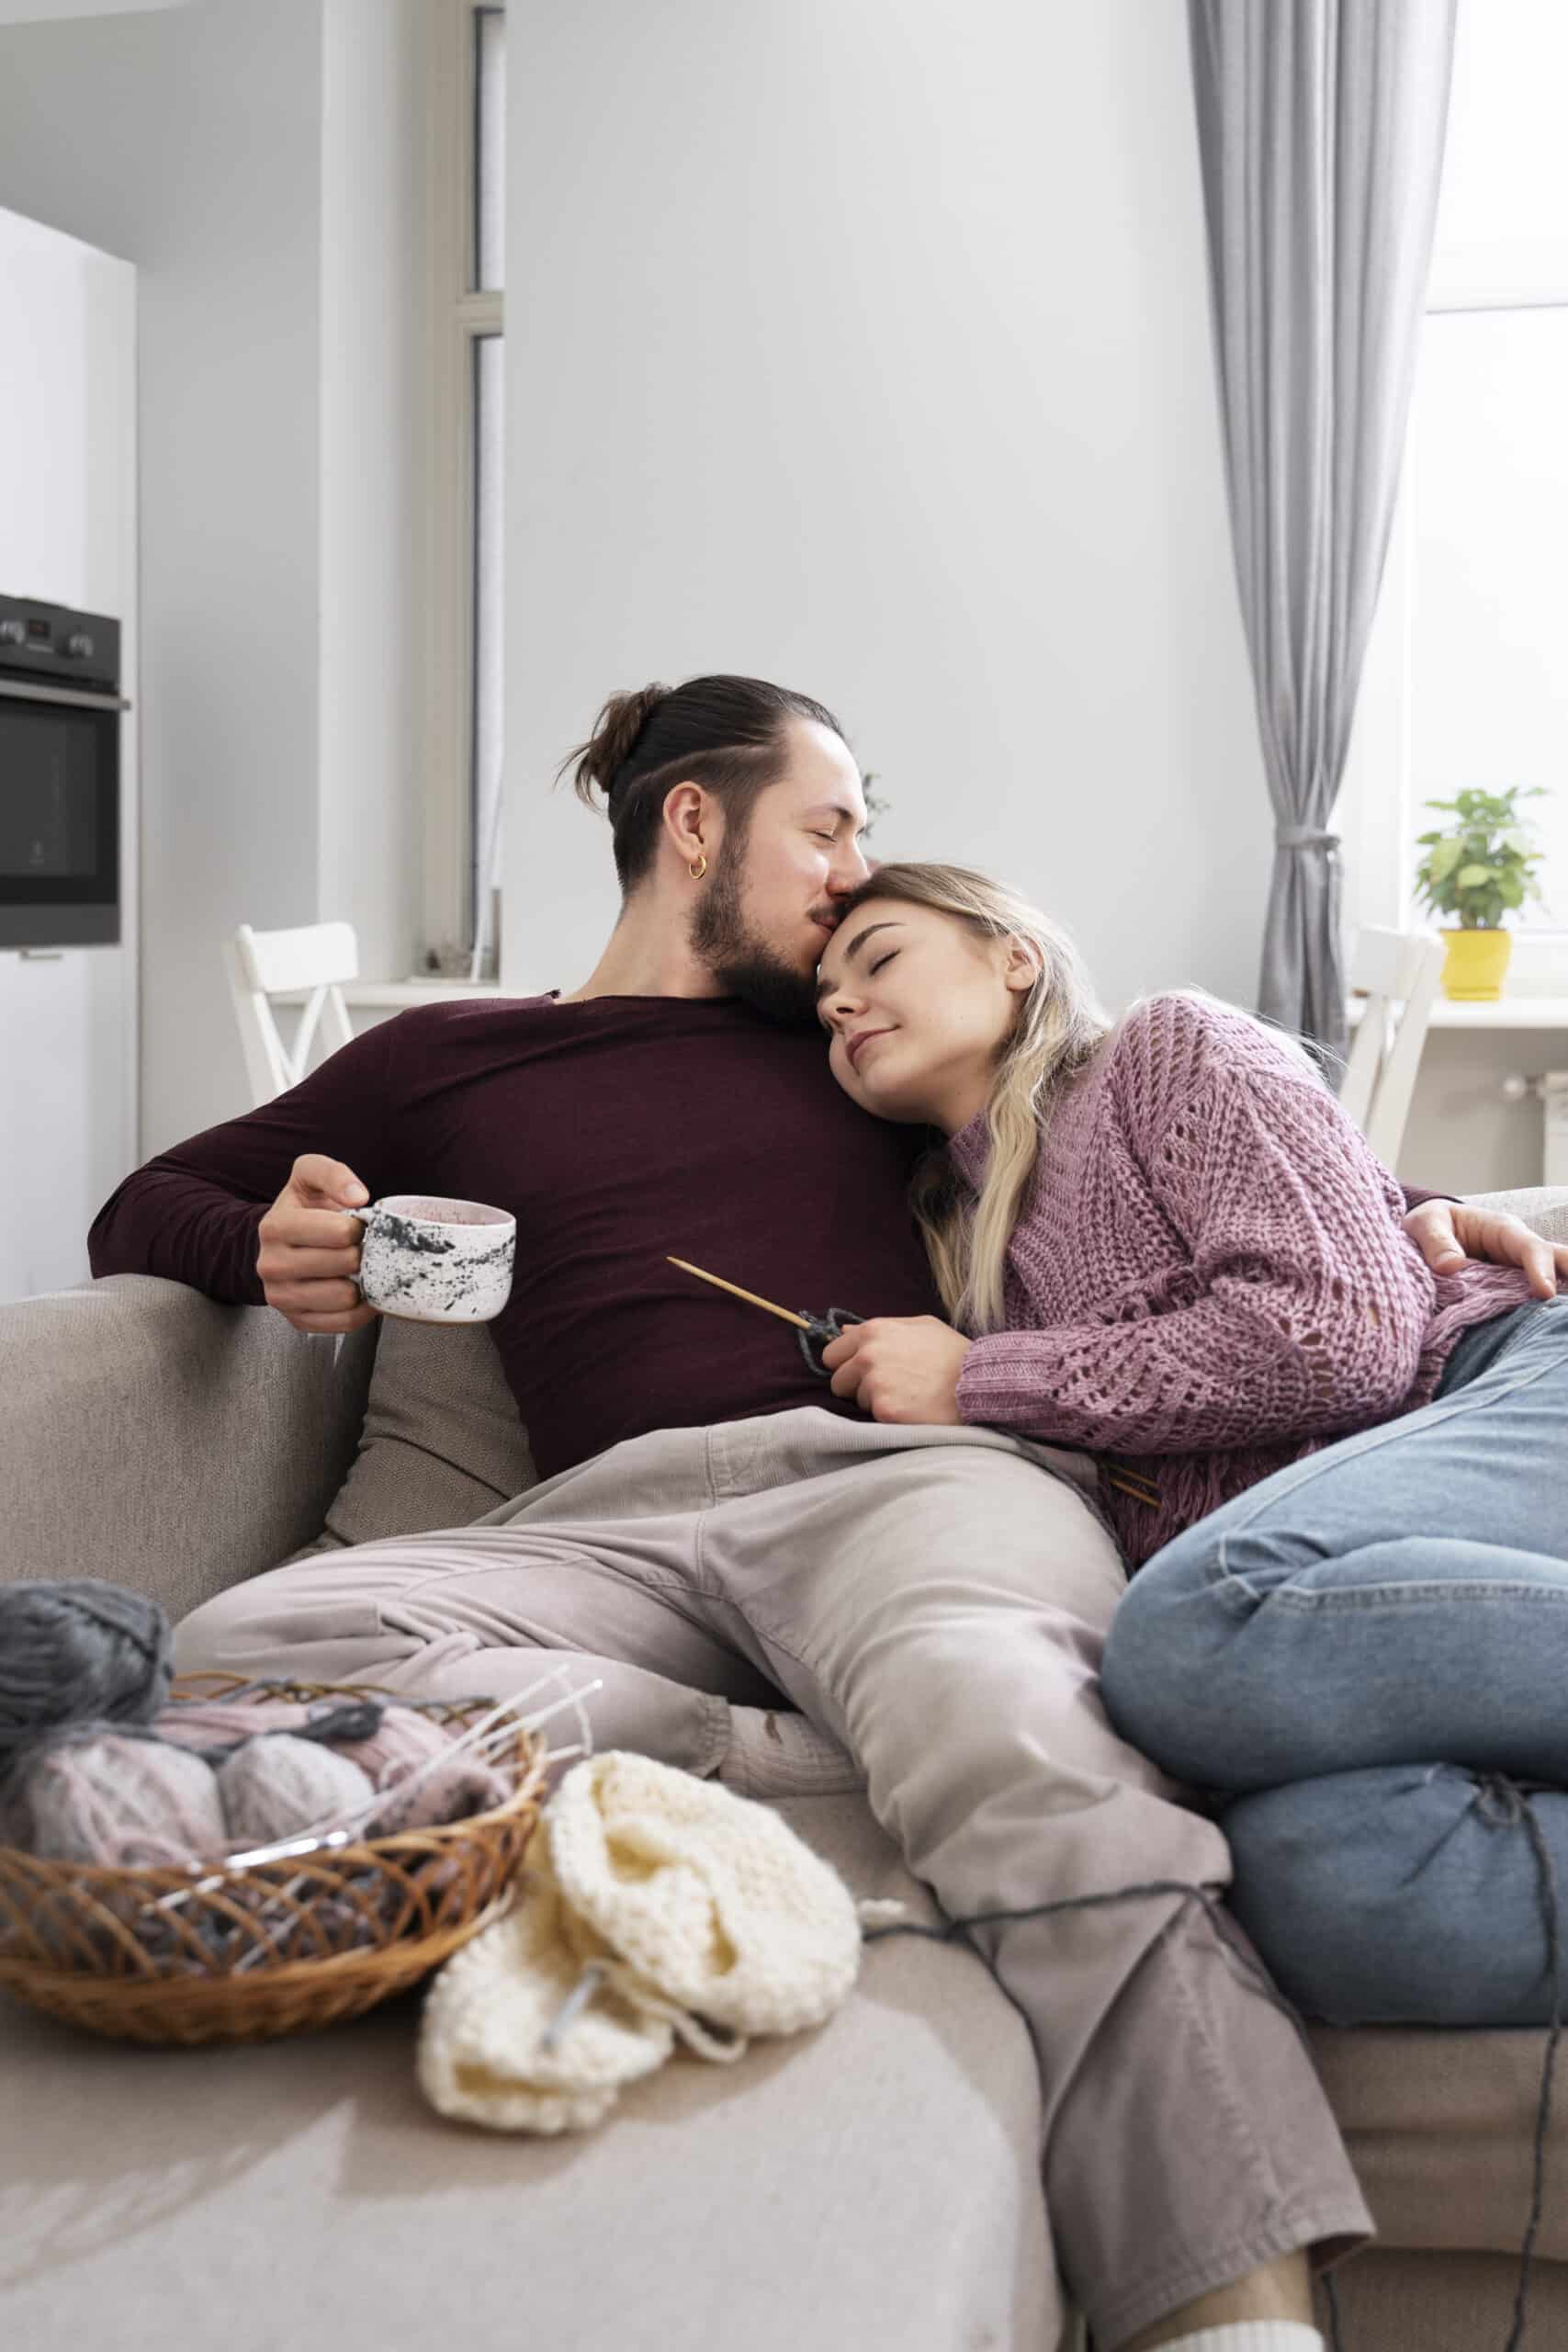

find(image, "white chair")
[1339,926,1445,1169]
[224,921,359,1107]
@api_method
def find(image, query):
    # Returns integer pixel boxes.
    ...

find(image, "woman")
[816,862,1568,2030]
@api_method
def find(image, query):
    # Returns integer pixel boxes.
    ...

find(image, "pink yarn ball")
[20,1734,227,1868]
[339,1706,512,1833]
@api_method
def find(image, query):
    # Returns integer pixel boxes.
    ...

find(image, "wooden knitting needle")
[667,1255,813,1331]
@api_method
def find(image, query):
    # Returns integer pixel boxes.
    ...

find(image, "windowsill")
[1348,994,1568,1029]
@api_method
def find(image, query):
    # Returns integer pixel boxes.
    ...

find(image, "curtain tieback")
[1275,827,1341,853]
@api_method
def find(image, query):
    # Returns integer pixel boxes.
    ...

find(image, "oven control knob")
[0,618,26,645]
[65,631,96,659]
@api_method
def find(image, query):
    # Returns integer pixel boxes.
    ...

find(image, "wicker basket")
[0,1674,547,2046]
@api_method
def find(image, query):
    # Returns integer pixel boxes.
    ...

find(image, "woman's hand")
[1404,1198,1568,1300]
[820,1315,972,1424]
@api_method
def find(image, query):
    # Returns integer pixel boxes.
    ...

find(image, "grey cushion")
[295,1316,537,1559]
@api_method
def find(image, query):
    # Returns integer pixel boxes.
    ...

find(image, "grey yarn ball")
[0,1579,174,1764]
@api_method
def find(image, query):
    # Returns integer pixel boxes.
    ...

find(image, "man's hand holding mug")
[257,1154,379,1335]
[258,1154,516,1331]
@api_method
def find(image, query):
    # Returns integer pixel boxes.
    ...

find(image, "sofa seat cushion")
[0,1794,1064,2352]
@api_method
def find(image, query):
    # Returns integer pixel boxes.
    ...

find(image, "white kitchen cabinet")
[0,205,136,1301]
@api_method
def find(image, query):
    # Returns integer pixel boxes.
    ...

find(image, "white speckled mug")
[350,1193,515,1323]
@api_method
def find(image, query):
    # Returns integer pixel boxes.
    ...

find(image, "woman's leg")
[1101,1299,1568,1793]
[1222,1762,1568,2028]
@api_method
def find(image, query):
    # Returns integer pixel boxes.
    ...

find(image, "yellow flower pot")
[1440,927,1513,1001]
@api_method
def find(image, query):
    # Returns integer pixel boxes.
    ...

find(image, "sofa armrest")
[1465,1185,1568,1241]
[1,1275,376,1620]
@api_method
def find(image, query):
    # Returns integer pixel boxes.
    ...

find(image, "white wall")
[0,0,430,1160]
[0,0,325,1155]
[0,205,136,1296]
[0,1,186,19]
[501,0,1272,1014]
[318,0,426,990]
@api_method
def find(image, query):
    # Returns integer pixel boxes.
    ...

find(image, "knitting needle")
[538,1961,609,2054]
[667,1256,813,1331]
[227,1738,595,1973]
[152,1675,603,1903]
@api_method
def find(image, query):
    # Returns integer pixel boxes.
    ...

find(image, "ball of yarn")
[155,1698,321,1755]
[20,1732,226,1869]
[0,1580,173,1764]
[339,1705,512,1833]
[156,1694,384,1764]
[217,1735,378,1851]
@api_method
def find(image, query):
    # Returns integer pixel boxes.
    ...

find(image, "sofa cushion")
[294,1317,536,1559]
[0,1793,1066,2352]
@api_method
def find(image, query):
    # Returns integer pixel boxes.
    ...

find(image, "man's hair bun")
[557,672,848,894]
[565,684,671,808]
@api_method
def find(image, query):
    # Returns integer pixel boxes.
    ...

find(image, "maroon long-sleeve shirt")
[89,991,1450,1486]
[88,994,942,1480]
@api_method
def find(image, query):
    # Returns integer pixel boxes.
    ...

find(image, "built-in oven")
[0,592,129,948]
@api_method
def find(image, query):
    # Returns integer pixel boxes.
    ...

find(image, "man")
[91,675,1564,2352]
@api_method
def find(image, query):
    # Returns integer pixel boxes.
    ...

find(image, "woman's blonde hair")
[830,863,1111,1332]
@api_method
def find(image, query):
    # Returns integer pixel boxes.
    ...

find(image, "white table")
[1349,993,1568,1183]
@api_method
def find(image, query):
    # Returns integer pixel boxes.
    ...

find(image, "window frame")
[422,0,504,967]
[1338,45,1568,982]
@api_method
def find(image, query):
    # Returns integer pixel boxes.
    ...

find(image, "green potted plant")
[1413,786,1547,1001]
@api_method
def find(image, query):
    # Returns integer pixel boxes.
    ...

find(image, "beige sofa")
[3,1191,1566,2352]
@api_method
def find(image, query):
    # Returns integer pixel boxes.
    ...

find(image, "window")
[1340,0,1568,978]
[423,1,505,976]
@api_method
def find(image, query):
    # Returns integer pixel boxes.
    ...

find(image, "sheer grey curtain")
[1188,0,1458,1064]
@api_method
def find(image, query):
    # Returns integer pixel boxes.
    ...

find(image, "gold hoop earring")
[689,854,708,881]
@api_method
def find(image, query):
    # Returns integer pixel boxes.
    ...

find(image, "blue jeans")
[1101,1297,1568,1791]
[1100,1297,1568,2024]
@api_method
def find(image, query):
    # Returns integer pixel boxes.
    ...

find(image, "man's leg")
[686,1408,1369,2352]
[1101,1298,1568,1793]
[175,1505,778,1775]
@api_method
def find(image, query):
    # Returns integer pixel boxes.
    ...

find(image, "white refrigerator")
[0,204,137,1300]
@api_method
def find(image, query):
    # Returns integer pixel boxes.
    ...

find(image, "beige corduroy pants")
[176,1404,1371,2347]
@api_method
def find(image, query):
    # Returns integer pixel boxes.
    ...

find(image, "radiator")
[1547,1072,1568,1189]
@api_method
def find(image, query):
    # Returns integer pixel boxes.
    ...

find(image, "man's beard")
[690,859,820,1027]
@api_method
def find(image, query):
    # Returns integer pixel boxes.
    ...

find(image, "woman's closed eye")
[869,950,897,977]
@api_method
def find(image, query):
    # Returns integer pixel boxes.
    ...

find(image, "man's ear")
[660,782,712,865]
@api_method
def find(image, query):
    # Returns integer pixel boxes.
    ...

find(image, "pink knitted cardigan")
[951,991,1538,1569]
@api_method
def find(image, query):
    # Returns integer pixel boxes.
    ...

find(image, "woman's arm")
[954,1038,1436,1456]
